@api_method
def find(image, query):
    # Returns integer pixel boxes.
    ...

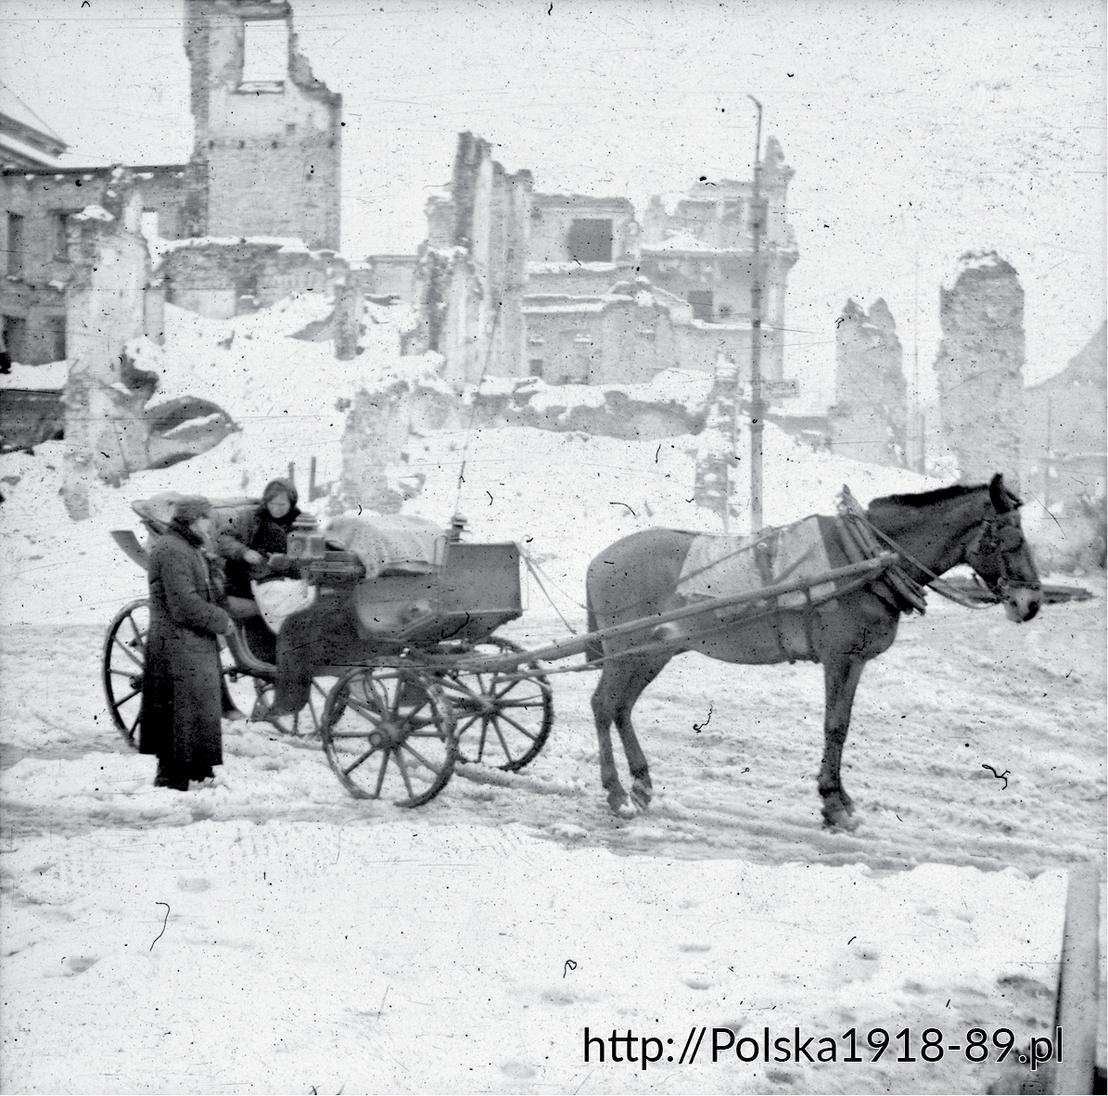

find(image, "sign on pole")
[763,378,799,400]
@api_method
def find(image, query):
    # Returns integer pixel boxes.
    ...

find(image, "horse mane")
[868,483,987,510]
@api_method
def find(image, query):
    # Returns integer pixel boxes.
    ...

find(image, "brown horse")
[585,475,1042,829]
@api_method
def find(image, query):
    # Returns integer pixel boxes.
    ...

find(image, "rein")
[849,509,1002,610]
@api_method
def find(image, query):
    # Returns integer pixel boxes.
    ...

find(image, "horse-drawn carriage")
[103,496,555,807]
[103,474,1042,821]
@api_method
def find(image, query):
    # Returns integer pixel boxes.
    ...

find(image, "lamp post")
[747,95,766,533]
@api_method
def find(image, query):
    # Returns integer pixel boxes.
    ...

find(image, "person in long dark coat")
[139,496,234,790]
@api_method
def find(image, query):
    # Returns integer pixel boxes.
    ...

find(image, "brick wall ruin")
[59,177,158,515]
[415,133,533,384]
[409,132,798,391]
[162,237,343,320]
[185,0,341,250]
[3,0,342,365]
[829,298,907,467]
[934,251,1025,481]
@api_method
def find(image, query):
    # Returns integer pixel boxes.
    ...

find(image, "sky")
[1,0,1105,400]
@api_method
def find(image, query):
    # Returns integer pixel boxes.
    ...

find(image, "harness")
[837,487,1036,611]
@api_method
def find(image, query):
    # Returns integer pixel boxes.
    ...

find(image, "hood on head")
[262,478,299,510]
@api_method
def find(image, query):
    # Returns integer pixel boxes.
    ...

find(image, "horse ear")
[989,473,1013,513]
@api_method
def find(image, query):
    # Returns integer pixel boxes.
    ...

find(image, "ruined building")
[934,251,1025,481]
[829,298,907,468]
[1,0,342,365]
[1022,321,1106,510]
[411,132,797,388]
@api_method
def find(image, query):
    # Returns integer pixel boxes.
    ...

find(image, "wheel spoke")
[112,636,143,669]
[453,711,483,736]
[373,749,390,797]
[397,739,444,774]
[393,748,416,799]
[496,712,538,742]
[344,741,382,776]
[128,709,141,737]
[491,717,513,758]
[127,614,146,652]
[344,692,384,721]
[115,686,142,706]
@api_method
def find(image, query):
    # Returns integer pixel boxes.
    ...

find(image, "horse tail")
[584,579,604,664]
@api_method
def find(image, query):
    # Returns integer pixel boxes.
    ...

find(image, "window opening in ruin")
[687,289,714,321]
[567,219,613,263]
[241,19,289,86]
[2,314,27,363]
[7,214,25,277]
[528,359,544,378]
[45,314,66,362]
[52,212,71,259]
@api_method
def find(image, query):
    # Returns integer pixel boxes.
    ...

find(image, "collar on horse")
[835,486,1003,613]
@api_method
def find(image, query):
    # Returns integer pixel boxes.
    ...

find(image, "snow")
[1,294,1103,1093]
[156,235,314,254]
[642,232,736,255]
[72,203,113,223]
[0,359,67,390]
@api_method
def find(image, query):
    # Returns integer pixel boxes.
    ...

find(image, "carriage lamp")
[286,514,327,561]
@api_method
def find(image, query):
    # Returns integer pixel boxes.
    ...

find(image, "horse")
[584,474,1042,830]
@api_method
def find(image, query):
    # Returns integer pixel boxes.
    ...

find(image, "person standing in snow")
[140,495,234,790]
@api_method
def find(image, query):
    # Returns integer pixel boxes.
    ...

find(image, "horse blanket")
[677,515,840,610]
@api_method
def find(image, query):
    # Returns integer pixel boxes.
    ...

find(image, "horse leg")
[613,655,670,811]
[817,656,866,831]
[591,660,634,816]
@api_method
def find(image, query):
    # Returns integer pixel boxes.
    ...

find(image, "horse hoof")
[631,785,652,811]
[615,801,638,819]
[822,808,860,833]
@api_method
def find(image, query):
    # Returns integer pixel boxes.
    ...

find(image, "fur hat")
[173,495,213,524]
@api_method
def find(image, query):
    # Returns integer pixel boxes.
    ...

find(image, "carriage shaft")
[431,554,896,672]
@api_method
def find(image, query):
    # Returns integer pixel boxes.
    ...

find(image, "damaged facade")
[1,0,342,366]
[934,251,1025,482]
[409,131,797,389]
[1022,321,1106,511]
[829,298,907,467]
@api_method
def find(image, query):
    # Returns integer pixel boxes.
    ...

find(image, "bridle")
[854,504,1038,609]
[965,511,1041,600]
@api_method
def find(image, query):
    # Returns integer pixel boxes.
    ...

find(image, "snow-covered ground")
[1,298,1104,1093]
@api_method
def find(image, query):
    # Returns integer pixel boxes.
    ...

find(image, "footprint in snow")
[678,942,712,953]
[177,877,211,893]
[64,955,99,974]
[682,974,714,990]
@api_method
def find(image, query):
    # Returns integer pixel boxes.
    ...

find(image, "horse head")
[963,474,1041,622]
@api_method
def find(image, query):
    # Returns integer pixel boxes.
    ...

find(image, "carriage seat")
[131,493,261,541]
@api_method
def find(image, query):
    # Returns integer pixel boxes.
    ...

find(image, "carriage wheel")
[103,598,150,746]
[438,637,554,771]
[319,667,456,807]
